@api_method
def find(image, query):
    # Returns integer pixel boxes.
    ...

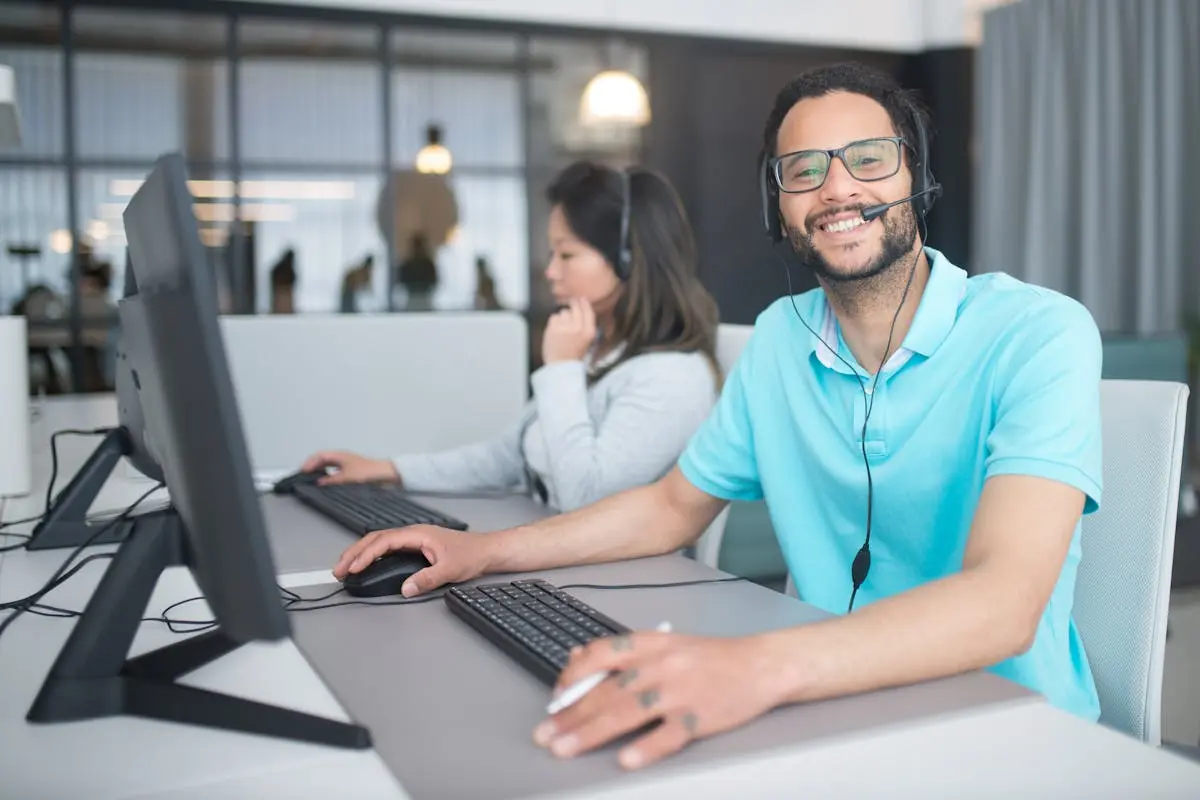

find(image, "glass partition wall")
[0,0,647,393]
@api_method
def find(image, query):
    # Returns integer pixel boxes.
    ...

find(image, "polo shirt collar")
[811,247,966,372]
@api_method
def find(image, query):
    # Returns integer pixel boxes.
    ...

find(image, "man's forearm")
[760,568,1036,705]
[482,478,709,575]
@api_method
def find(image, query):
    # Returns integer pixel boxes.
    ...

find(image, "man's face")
[774,91,918,285]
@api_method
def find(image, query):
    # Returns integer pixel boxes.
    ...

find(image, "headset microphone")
[859,183,942,222]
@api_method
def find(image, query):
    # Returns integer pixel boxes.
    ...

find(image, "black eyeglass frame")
[769,136,908,194]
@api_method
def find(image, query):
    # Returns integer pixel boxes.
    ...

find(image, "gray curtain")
[973,0,1200,337]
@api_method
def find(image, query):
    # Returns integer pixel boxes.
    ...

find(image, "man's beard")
[786,203,919,306]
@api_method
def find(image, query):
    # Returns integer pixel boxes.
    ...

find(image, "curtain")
[973,0,1200,337]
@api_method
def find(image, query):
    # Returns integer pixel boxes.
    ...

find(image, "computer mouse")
[342,550,432,598]
[273,466,329,494]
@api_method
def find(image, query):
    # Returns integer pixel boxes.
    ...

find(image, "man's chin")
[812,256,884,284]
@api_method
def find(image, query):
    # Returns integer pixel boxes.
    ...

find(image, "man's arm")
[483,467,726,574]
[761,473,1084,702]
[536,474,1090,772]
[331,466,727,594]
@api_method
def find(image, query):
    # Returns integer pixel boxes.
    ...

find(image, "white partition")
[220,312,528,472]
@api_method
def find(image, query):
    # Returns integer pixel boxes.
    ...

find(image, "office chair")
[1075,379,1189,744]
[690,324,754,567]
[785,380,1190,746]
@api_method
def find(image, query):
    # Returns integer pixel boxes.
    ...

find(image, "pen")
[545,621,672,715]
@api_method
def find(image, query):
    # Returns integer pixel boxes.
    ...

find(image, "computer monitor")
[24,255,166,550]
[26,152,370,749]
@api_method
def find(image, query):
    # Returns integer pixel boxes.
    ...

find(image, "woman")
[301,161,721,512]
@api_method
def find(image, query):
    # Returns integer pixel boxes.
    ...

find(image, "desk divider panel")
[220,312,529,472]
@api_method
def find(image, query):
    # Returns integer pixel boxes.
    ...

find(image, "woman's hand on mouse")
[542,297,596,364]
[301,450,399,485]
[332,525,489,598]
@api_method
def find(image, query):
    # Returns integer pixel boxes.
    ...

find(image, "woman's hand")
[542,298,597,364]
[301,450,399,484]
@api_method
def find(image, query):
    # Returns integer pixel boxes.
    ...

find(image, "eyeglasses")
[770,137,905,194]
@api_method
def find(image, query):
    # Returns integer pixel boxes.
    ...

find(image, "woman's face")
[544,204,622,312]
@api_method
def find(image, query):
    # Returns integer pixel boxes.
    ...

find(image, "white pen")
[545,621,672,715]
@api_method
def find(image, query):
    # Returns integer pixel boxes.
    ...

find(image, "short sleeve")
[677,332,763,502]
[985,296,1103,513]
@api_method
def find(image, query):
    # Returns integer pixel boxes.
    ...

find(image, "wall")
[240,0,994,52]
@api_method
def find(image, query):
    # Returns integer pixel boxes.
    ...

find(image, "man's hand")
[542,298,597,364]
[532,631,786,770]
[332,525,492,597]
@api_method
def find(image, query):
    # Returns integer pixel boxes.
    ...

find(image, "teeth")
[823,217,865,233]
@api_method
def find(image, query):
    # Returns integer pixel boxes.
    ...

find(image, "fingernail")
[551,734,577,757]
[619,748,643,770]
[400,581,416,598]
[533,721,556,746]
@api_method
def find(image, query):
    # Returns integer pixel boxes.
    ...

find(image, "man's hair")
[761,62,933,168]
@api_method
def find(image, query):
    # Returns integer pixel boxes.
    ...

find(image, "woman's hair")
[545,161,721,384]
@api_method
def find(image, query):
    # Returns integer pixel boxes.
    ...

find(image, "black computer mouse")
[342,551,432,598]
[273,466,329,494]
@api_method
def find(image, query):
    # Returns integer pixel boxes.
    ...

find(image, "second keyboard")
[292,481,469,535]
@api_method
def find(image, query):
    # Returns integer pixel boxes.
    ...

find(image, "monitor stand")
[25,427,142,551]
[26,508,372,750]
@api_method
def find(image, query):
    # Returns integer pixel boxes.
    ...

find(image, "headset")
[758,103,941,613]
[614,166,634,280]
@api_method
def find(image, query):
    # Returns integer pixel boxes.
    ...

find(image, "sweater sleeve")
[529,354,717,512]
[391,413,529,494]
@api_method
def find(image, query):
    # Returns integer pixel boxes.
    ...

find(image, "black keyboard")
[292,481,469,535]
[445,579,629,684]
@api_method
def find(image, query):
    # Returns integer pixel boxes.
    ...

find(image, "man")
[332,62,1103,771]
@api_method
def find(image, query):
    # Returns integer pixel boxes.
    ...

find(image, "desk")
[3,401,1200,798]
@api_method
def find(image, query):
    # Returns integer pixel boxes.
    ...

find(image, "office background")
[2,0,1197,616]
[0,0,1198,769]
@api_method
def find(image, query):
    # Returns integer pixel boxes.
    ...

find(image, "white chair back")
[692,323,755,566]
[220,312,528,471]
[1075,379,1189,744]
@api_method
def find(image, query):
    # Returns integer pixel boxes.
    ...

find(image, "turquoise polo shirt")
[679,247,1103,720]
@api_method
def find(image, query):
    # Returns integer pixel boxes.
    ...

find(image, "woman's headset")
[615,167,633,280]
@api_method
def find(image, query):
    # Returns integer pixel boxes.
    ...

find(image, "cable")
[0,537,30,553]
[44,428,115,518]
[773,234,922,614]
[126,575,754,632]
[0,427,120,553]
[558,577,748,591]
[0,483,163,642]
[0,552,115,611]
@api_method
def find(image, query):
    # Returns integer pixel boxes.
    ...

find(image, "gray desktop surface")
[271,492,1037,800]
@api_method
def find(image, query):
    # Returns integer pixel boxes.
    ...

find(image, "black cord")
[774,238,922,614]
[45,428,114,517]
[558,577,748,591]
[0,552,116,611]
[0,537,31,553]
[0,483,163,642]
[115,575,753,632]
[0,427,118,551]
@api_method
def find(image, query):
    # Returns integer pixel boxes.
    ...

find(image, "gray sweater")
[392,348,719,512]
